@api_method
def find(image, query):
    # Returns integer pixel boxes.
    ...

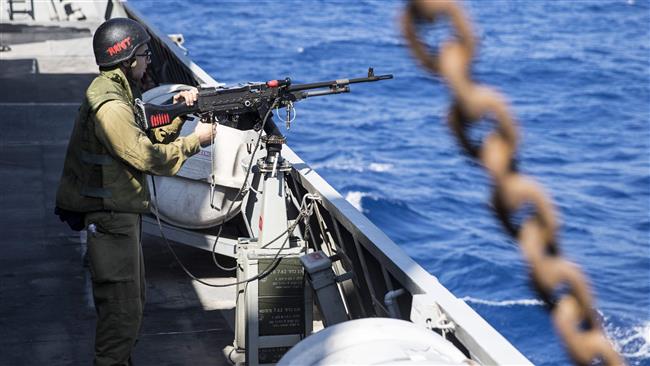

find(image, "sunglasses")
[135,49,152,61]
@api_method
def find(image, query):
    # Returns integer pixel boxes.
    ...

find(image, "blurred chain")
[401,1,622,364]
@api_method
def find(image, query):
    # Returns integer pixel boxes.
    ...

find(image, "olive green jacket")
[56,68,200,213]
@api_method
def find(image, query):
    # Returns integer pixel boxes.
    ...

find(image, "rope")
[401,1,622,364]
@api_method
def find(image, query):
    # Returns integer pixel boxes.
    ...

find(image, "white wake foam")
[312,159,393,173]
[609,320,650,361]
[461,296,544,307]
[464,298,649,361]
[345,191,370,212]
[369,163,394,172]
[311,159,365,172]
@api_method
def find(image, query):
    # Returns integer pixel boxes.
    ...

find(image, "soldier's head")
[93,18,151,80]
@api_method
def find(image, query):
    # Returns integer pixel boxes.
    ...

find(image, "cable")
[149,175,317,288]
[274,101,296,128]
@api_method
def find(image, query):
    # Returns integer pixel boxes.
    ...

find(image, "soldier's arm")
[150,116,185,144]
[94,100,201,176]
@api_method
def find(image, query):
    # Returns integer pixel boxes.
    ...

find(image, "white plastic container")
[143,84,262,229]
[278,318,469,365]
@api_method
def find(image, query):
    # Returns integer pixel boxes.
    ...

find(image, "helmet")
[93,18,151,67]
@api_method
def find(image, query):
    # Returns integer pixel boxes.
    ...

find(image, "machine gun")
[135,68,392,135]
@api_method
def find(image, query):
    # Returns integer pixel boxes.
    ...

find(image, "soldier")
[55,18,214,365]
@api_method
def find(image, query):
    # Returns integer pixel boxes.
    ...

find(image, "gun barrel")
[298,85,351,99]
[287,73,393,92]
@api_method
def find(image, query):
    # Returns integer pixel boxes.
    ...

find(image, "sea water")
[130,1,650,364]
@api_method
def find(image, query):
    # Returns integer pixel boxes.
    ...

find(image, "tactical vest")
[56,68,151,213]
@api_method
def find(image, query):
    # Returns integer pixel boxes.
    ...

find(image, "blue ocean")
[131,1,650,364]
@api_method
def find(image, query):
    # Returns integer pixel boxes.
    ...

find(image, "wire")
[274,101,297,127]
[150,181,315,288]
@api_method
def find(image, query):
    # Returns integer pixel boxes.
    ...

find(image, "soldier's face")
[131,44,151,81]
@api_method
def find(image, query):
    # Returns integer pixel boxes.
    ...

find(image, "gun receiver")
[135,68,393,134]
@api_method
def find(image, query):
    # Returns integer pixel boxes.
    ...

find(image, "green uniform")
[56,67,200,365]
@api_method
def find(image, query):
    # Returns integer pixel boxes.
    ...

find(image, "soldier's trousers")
[85,212,145,366]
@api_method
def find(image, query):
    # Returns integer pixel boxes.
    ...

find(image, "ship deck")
[0,20,236,365]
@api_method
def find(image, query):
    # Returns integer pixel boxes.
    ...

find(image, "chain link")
[401,1,622,364]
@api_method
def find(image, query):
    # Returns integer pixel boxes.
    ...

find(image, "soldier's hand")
[194,122,217,147]
[173,87,198,106]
